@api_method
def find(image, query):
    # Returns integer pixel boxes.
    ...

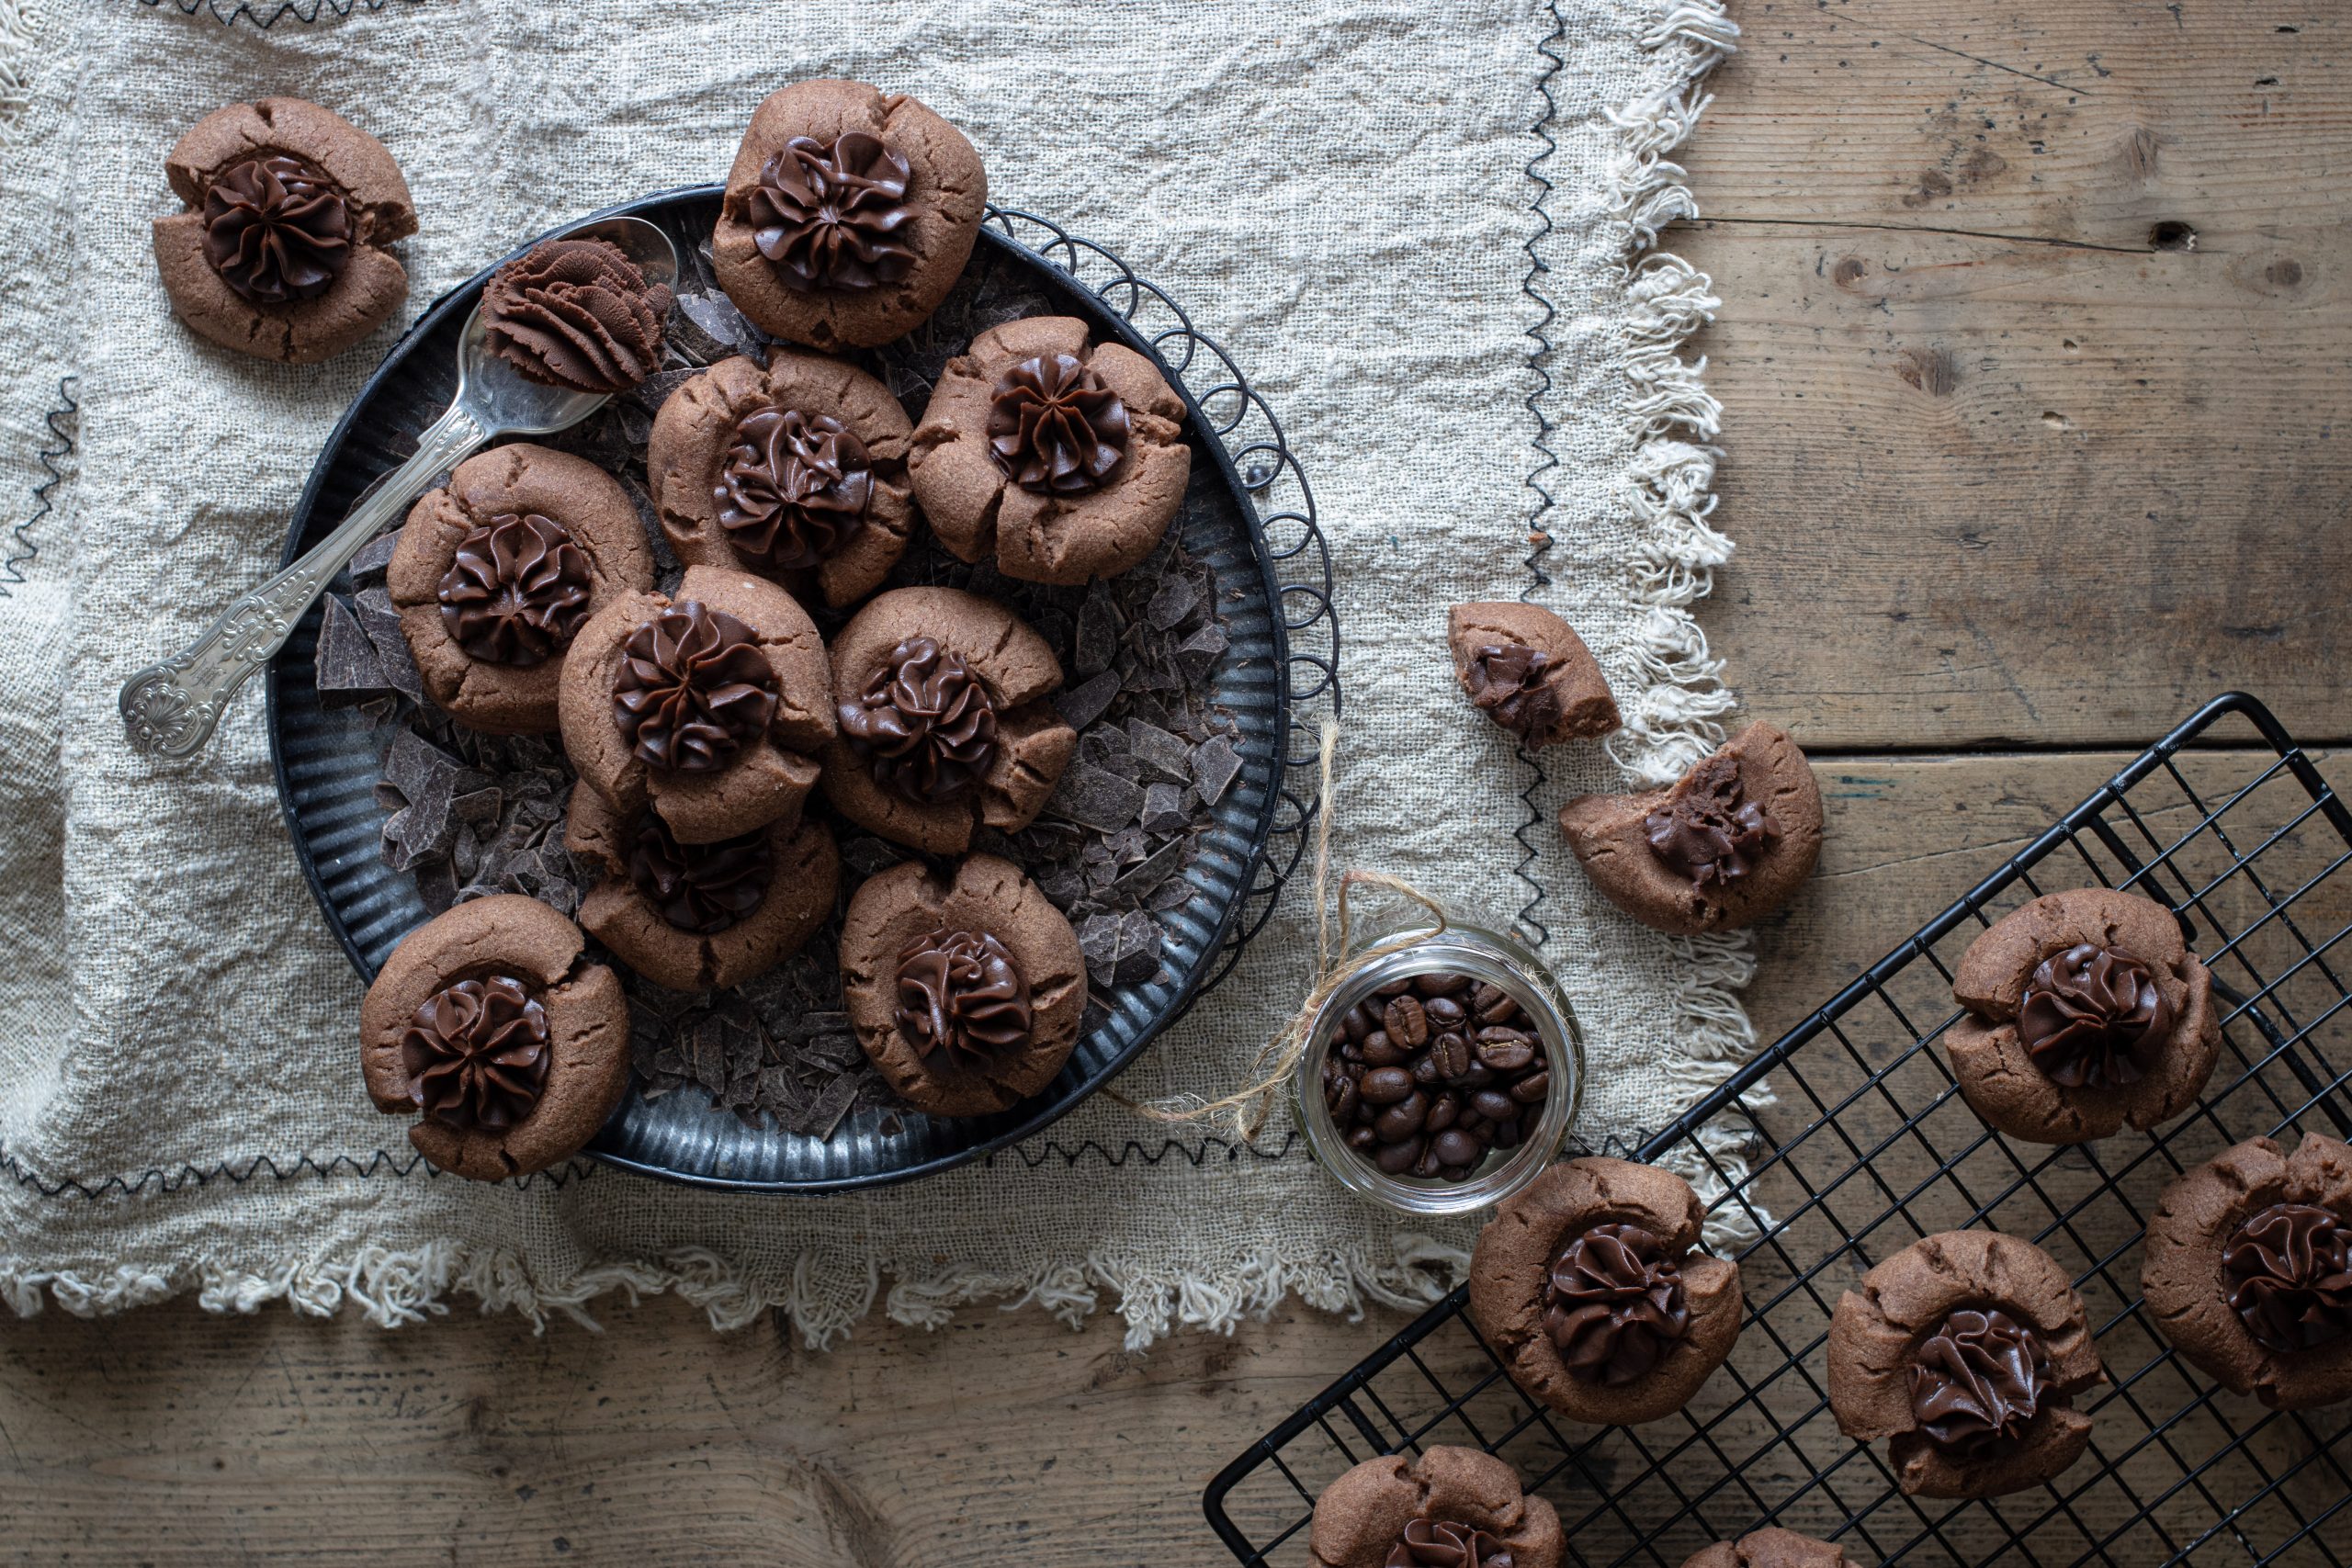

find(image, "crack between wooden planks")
[1688,214,2153,255]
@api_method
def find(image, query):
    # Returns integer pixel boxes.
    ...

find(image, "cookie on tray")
[1448,601,1620,748]
[386,444,655,734]
[1467,1156,1744,1425]
[566,784,838,993]
[2141,1133,2352,1410]
[909,315,1192,585]
[1307,1446,1564,1568]
[1682,1528,1852,1568]
[1826,1230,2105,1499]
[647,348,917,608]
[839,855,1085,1118]
[1559,721,1823,935]
[711,78,986,350]
[557,563,834,845]
[1944,887,2220,1144]
[357,895,629,1180]
[821,586,1076,854]
[155,96,416,364]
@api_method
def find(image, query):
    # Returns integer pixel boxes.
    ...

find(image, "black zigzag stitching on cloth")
[1,377,76,596]
[134,0,395,28]
[998,1133,1297,1171]
[1508,0,1569,943]
[1,1144,595,1199]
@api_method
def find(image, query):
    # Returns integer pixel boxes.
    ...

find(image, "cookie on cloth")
[566,784,838,993]
[1945,887,2219,1145]
[1559,721,1823,935]
[357,895,628,1181]
[1448,601,1620,748]
[154,96,415,365]
[909,315,1192,585]
[1826,1230,2105,1499]
[711,78,986,350]
[1306,1446,1564,1568]
[2141,1133,2352,1410]
[647,348,917,608]
[386,444,655,734]
[839,855,1084,1118]
[821,586,1076,854]
[557,563,833,846]
[1681,1528,1852,1568]
[1467,1156,1744,1425]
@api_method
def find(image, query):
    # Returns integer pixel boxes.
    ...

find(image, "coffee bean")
[1518,1104,1543,1137]
[1374,1092,1428,1142]
[1509,1069,1550,1105]
[1341,1005,1372,1043]
[1427,1032,1471,1080]
[1414,970,1473,998]
[1410,1053,1443,1086]
[1490,1115,1521,1150]
[1425,1093,1459,1134]
[1346,1124,1379,1150]
[1374,1136,1424,1174]
[1474,1029,1536,1074]
[1412,1142,1445,1179]
[1423,995,1466,1031]
[1359,1066,1414,1105]
[1328,1076,1362,1122]
[1374,977,1414,998]
[1471,1089,1518,1123]
[1361,1031,1408,1067]
[1456,1060,1496,1089]
[1383,996,1430,1048]
[1431,1129,1483,1168]
[1472,982,1521,1026]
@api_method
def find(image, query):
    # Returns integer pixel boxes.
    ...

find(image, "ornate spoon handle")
[119,404,487,759]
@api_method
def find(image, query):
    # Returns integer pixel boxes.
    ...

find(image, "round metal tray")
[266,187,1338,1192]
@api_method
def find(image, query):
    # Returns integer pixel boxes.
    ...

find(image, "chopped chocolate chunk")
[1140,782,1188,836]
[1112,909,1163,985]
[1174,624,1228,681]
[314,592,390,705]
[1048,761,1147,832]
[1074,579,1118,677]
[1192,732,1243,807]
[350,585,425,703]
[1125,719,1193,784]
[1108,833,1192,907]
[1147,573,1201,631]
[345,529,401,581]
[1053,669,1121,732]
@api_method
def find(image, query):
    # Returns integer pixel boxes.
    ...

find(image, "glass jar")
[1290,917,1583,1216]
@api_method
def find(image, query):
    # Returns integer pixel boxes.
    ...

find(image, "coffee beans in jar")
[1318,969,1552,1182]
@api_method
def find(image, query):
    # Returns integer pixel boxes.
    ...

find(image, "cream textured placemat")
[0,0,1747,1347]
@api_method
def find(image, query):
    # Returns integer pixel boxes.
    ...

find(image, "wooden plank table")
[6,4,2346,1562]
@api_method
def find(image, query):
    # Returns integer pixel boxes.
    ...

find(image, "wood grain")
[10,746,2346,1564]
[1680,1,2352,746]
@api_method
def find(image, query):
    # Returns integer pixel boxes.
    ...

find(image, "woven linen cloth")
[0,0,1746,1346]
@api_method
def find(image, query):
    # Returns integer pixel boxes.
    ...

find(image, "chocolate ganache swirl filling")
[895,928,1033,1064]
[611,602,778,773]
[1385,1520,1517,1568]
[1543,1223,1691,1386]
[435,512,593,666]
[2222,1201,2352,1355]
[1645,752,1775,888]
[716,407,873,570]
[838,636,999,804]
[481,238,672,394]
[1464,642,1561,739]
[202,154,352,304]
[987,353,1131,496]
[1909,1308,2051,1457]
[628,813,773,935]
[2016,942,2173,1090]
[745,132,915,292]
[401,975,550,1131]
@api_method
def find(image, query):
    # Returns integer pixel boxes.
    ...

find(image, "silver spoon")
[119,214,682,759]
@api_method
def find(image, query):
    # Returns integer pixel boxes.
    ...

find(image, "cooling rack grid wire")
[1205,692,2352,1567]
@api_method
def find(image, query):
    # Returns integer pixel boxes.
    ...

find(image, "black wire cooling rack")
[1205,692,2352,1567]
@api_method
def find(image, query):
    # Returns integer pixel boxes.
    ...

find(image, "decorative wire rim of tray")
[1205,692,2352,1566]
[265,188,1340,1194]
